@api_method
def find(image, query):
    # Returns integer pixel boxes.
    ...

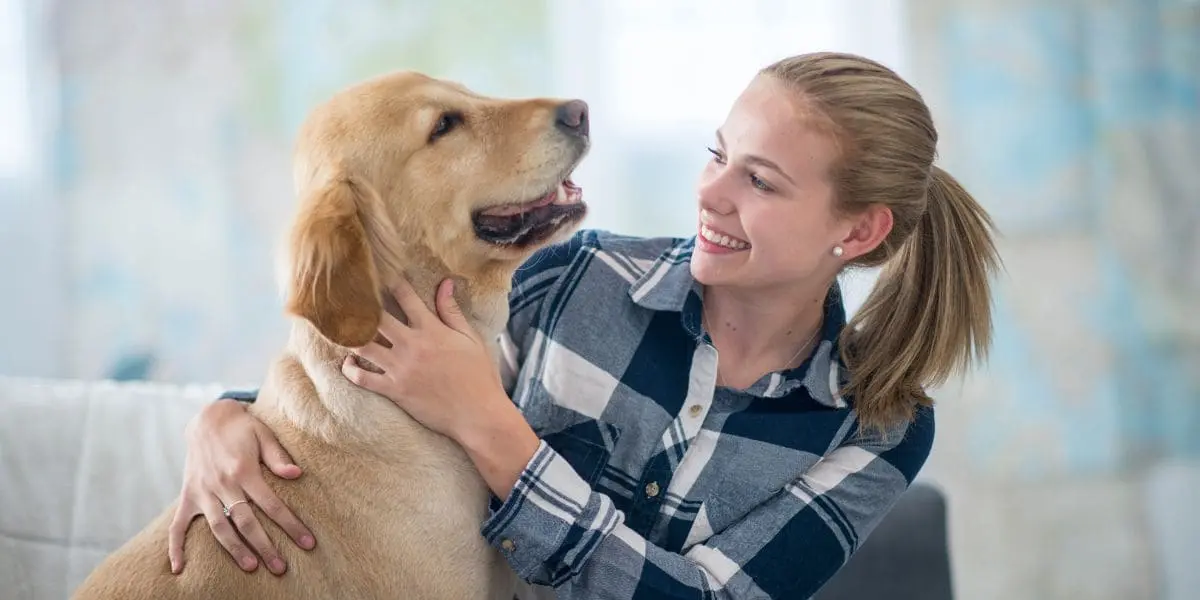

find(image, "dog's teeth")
[553,182,581,205]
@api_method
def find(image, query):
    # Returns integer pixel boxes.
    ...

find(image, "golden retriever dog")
[71,70,591,600]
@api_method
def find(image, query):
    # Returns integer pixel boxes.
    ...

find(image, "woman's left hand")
[342,277,507,441]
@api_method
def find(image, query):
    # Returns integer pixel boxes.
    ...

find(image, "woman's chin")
[690,257,734,287]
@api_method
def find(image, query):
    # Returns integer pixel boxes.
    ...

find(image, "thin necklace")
[702,306,823,387]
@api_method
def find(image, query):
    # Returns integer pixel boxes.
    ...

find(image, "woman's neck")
[702,280,830,386]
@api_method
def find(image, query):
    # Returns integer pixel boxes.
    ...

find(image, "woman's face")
[690,74,865,293]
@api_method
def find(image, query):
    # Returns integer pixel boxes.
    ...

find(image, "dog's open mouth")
[472,179,586,247]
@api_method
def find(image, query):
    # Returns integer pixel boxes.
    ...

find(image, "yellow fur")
[71,71,590,600]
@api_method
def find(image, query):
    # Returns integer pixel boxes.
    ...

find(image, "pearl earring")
[832,246,844,257]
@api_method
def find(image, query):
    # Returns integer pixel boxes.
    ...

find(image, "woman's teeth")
[700,225,749,250]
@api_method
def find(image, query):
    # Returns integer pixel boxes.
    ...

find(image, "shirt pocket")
[540,418,622,486]
[690,451,824,547]
[520,380,623,486]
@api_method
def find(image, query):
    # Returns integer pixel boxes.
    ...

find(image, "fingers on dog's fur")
[202,496,259,572]
[244,478,315,550]
[227,503,285,575]
[167,500,196,573]
[389,277,431,326]
[435,278,474,336]
[376,311,409,348]
[256,428,302,480]
[286,176,386,348]
[342,355,387,390]
[348,341,390,370]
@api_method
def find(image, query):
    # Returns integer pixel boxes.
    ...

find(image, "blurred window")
[0,0,31,177]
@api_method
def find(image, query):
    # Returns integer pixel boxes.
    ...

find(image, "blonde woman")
[169,52,1000,598]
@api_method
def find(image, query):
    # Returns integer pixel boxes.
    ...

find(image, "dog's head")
[283,71,590,348]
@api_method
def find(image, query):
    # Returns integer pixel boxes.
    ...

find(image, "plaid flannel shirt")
[224,229,935,599]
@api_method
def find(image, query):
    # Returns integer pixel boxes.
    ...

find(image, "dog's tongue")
[481,190,557,217]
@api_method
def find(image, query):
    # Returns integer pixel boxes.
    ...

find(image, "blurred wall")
[907,1,1199,599]
[0,0,550,385]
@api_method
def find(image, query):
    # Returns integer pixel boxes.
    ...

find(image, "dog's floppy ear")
[285,175,383,348]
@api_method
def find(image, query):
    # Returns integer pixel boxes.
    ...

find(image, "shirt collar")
[627,237,699,312]
[627,236,850,407]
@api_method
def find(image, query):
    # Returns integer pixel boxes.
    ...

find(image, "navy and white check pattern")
[223,229,935,599]
[481,230,934,599]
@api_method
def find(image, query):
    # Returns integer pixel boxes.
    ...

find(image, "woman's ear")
[285,176,383,348]
[838,204,894,260]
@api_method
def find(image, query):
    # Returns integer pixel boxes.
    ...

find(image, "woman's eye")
[750,173,773,192]
[706,146,726,164]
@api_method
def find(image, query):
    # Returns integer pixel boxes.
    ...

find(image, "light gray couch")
[0,375,953,599]
[0,376,223,600]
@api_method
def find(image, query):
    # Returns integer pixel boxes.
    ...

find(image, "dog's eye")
[429,111,464,143]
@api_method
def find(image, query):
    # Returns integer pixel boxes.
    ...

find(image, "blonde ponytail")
[840,166,1001,434]
[762,52,1002,435]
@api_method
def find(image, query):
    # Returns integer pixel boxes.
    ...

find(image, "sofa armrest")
[814,481,954,600]
[0,376,226,600]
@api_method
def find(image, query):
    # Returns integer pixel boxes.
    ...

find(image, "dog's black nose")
[555,100,589,137]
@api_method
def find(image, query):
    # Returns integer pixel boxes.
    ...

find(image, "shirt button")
[500,538,516,552]
[688,404,702,417]
[645,481,660,498]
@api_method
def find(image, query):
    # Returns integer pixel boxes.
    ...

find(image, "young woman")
[167,51,1000,598]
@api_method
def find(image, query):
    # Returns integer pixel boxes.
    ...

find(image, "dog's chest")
[266,436,501,597]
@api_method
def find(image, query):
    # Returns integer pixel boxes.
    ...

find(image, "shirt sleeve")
[217,389,260,403]
[480,406,936,599]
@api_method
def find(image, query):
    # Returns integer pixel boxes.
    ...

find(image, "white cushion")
[0,376,225,600]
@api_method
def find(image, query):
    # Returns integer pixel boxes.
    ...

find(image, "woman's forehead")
[723,81,840,178]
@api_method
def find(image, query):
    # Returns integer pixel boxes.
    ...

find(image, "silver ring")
[222,499,250,517]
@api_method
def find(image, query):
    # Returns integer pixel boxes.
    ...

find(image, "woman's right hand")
[167,399,316,576]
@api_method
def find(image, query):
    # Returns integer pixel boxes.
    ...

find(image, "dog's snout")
[555,100,589,137]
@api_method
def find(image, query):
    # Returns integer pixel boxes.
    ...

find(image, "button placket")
[680,343,717,430]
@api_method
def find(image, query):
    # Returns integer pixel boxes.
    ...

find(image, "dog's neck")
[383,264,510,336]
[267,262,513,446]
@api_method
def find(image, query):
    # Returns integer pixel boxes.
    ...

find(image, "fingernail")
[241,556,257,570]
[170,559,178,573]
[300,535,315,549]
[271,558,286,573]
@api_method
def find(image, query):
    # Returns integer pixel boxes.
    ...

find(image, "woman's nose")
[697,172,735,215]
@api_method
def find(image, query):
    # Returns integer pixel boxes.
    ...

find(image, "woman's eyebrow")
[716,129,797,186]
